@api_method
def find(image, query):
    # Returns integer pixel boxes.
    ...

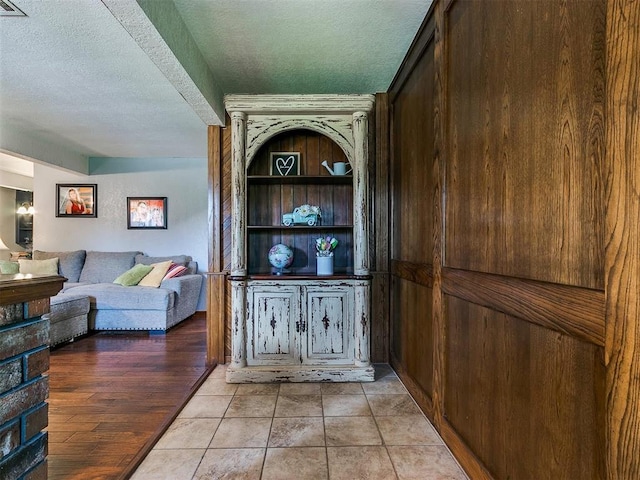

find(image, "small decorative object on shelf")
[316,236,338,276]
[268,243,294,275]
[282,204,321,226]
[270,152,301,176]
[321,160,352,176]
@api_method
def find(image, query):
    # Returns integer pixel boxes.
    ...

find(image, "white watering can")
[321,160,352,176]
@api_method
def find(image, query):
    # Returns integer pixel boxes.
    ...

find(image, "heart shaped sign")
[276,155,296,176]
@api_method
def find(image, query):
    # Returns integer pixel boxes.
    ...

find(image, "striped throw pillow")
[162,263,188,281]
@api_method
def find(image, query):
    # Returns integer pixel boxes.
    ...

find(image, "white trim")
[225,94,375,115]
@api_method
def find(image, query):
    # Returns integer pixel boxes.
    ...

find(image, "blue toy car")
[282,204,321,226]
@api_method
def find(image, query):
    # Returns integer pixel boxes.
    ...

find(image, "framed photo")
[127,197,167,229]
[56,184,97,218]
[270,152,301,176]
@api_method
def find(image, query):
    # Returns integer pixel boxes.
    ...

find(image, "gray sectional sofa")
[49,292,90,346]
[34,250,203,340]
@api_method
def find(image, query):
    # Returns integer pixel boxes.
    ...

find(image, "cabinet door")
[247,285,301,365]
[303,285,353,365]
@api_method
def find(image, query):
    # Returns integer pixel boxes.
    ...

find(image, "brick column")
[0,276,63,480]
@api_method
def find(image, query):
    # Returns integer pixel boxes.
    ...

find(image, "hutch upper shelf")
[247,175,353,185]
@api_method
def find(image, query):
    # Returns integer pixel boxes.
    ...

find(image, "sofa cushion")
[79,251,141,284]
[60,282,93,293]
[138,260,172,288]
[19,258,59,275]
[135,254,190,267]
[113,264,153,286]
[50,293,91,322]
[135,254,198,274]
[68,283,175,311]
[33,250,86,283]
[0,260,19,274]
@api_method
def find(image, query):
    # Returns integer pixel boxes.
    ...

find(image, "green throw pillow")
[0,260,20,274]
[113,264,153,286]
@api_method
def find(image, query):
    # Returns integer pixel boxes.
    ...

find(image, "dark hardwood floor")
[47,313,212,480]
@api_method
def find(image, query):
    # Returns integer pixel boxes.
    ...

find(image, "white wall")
[0,168,33,191]
[0,167,33,260]
[0,187,26,260]
[33,157,209,310]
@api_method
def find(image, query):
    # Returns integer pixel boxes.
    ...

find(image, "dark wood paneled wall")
[445,0,605,290]
[371,93,391,362]
[388,6,439,420]
[604,1,640,478]
[207,122,232,363]
[386,0,619,478]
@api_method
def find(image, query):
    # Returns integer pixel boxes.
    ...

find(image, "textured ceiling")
[0,0,209,161]
[174,0,430,94]
[0,0,431,173]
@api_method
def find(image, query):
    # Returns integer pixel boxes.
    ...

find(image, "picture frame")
[56,184,97,218]
[270,152,301,176]
[127,197,167,229]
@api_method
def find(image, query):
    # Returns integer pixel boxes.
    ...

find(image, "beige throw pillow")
[138,260,173,287]
[18,258,59,275]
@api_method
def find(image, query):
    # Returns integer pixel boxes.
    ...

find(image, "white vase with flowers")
[315,236,338,275]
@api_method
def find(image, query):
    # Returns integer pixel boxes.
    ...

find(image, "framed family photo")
[127,197,167,229]
[56,184,97,218]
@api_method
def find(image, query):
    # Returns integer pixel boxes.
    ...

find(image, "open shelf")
[248,273,356,280]
[246,130,354,277]
[248,175,352,185]
[247,225,353,230]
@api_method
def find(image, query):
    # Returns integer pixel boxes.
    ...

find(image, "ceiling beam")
[101,0,225,126]
[0,124,88,175]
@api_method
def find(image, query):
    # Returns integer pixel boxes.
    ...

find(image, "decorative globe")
[268,244,294,272]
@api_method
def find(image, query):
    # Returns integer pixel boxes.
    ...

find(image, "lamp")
[17,202,35,215]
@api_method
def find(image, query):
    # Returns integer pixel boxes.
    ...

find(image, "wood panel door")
[247,284,300,366]
[303,285,354,365]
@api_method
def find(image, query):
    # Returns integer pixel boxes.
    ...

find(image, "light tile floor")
[131,364,468,480]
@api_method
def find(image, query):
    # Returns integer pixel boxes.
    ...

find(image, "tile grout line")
[193,370,230,480]
[322,395,330,480]
[259,382,278,479]
[363,383,401,480]
[189,448,207,480]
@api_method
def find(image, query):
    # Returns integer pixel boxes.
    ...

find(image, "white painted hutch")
[224,94,375,383]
